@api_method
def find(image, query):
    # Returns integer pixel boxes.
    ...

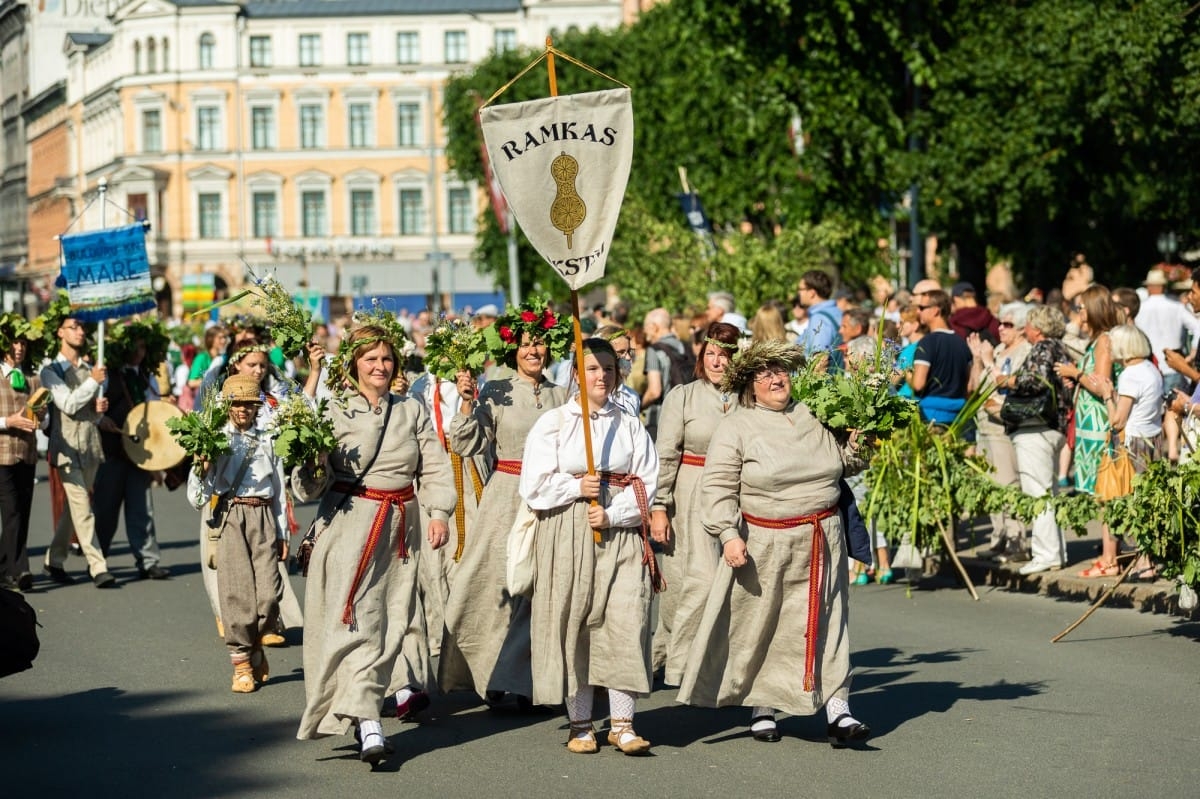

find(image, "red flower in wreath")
[520,310,539,323]
[499,325,516,343]
[541,311,557,330]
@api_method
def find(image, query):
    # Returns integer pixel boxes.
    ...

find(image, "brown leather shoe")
[607,719,651,754]
[231,662,256,693]
[566,722,598,754]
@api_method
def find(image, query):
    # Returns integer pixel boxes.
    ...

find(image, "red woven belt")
[598,471,665,594]
[494,459,522,476]
[742,504,838,693]
[680,453,706,467]
[332,481,416,630]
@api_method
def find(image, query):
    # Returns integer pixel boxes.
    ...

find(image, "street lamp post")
[1157,231,1178,264]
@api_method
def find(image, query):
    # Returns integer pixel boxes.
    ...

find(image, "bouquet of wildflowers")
[423,318,488,380]
[251,273,314,361]
[267,393,337,480]
[165,385,232,473]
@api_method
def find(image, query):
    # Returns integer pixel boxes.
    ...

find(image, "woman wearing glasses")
[678,341,870,747]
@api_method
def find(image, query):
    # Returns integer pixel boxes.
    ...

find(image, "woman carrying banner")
[439,298,570,704]
[649,321,740,684]
[520,337,660,754]
[294,324,455,764]
[677,340,871,747]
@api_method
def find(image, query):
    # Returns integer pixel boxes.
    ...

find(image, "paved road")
[2,470,1198,798]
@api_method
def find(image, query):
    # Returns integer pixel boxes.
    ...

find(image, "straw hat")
[1143,268,1169,287]
[221,373,264,403]
[121,400,187,471]
[718,339,805,397]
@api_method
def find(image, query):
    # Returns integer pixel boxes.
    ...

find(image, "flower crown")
[483,296,573,361]
[227,343,274,366]
[324,301,415,395]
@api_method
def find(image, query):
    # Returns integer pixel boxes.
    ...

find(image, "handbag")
[505,503,540,597]
[297,397,393,576]
[1000,390,1055,429]
[1095,430,1134,501]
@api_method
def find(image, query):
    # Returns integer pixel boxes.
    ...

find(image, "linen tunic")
[519,398,660,705]
[438,374,566,697]
[677,401,862,716]
[651,379,736,685]
[294,394,455,739]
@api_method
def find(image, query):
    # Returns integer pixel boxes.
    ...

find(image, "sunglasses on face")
[999,321,1015,328]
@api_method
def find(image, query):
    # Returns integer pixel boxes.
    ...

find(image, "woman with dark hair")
[649,321,740,684]
[678,340,870,747]
[295,324,455,764]
[1054,284,1121,576]
[188,325,229,389]
[439,300,570,704]
[520,337,661,754]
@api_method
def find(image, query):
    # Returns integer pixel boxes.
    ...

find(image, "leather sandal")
[231,661,256,693]
[1078,560,1120,578]
[607,718,651,755]
[566,721,598,754]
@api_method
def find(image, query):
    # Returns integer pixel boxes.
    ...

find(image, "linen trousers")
[1010,426,1066,566]
[45,457,108,577]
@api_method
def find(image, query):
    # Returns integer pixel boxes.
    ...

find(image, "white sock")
[395,687,414,706]
[750,706,776,732]
[359,719,384,750]
[608,688,639,744]
[566,686,594,738]
[825,697,858,727]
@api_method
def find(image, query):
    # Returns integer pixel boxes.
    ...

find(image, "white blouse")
[519,397,659,529]
[187,423,288,540]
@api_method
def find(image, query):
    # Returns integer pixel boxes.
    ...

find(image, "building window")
[128,194,149,222]
[299,34,321,67]
[196,107,220,151]
[348,103,372,148]
[251,106,275,150]
[399,189,424,235]
[347,32,370,66]
[147,38,157,73]
[350,189,375,236]
[141,109,162,152]
[444,30,467,63]
[448,188,473,234]
[198,193,222,238]
[494,29,517,54]
[198,33,214,69]
[134,41,141,74]
[249,36,272,68]
[300,104,324,149]
[302,191,326,237]
[396,102,420,147]
[396,31,418,64]
[252,192,277,238]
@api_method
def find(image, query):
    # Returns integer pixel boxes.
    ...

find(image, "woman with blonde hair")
[750,302,789,344]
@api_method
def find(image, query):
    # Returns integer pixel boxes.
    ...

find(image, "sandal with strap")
[566,721,598,754]
[1078,560,1121,578]
[607,718,651,755]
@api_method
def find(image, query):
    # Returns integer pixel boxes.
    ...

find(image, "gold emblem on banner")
[549,152,586,249]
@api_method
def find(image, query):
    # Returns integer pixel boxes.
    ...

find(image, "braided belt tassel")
[451,452,467,561]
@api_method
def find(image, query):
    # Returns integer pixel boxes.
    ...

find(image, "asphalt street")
[2,468,1198,799]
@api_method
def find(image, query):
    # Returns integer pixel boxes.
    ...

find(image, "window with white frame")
[251,106,275,150]
[444,30,467,63]
[252,191,278,238]
[350,189,376,236]
[199,33,214,69]
[196,106,221,150]
[448,187,474,234]
[396,31,419,64]
[299,104,324,149]
[347,32,370,66]
[302,190,327,237]
[494,29,517,54]
[399,188,424,235]
[198,193,222,238]
[396,102,421,147]
[249,35,272,68]
[299,33,321,67]
[348,103,372,148]
[141,109,162,152]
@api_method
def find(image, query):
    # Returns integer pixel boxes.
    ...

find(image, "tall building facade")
[19,0,624,319]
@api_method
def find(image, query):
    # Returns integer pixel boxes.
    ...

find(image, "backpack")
[0,588,40,678]
[648,341,696,398]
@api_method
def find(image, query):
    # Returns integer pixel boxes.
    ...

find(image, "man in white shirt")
[1135,267,1200,395]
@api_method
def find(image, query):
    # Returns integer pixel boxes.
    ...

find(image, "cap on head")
[950,281,976,298]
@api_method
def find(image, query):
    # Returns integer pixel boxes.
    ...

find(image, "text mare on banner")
[58,223,156,322]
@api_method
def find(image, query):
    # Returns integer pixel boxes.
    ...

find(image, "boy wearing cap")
[187,373,288,693]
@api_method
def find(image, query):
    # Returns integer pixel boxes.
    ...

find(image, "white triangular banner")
[480,88,633,290]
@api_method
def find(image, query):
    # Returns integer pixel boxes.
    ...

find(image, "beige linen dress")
[677,401,863,716]
[295,394,455,739]
[651,379,736,685]
[519,399,660,705]
[438,375,565,697]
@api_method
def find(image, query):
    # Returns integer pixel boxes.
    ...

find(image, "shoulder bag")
[1095,429,1134,501]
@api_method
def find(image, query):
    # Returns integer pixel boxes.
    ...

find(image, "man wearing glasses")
[908,290,972,425]
[795,270,843,361]
[40,317,115,587]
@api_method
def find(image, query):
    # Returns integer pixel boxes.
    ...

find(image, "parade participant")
[520,338,661,754]
[41,315,115,588]
[93,321,171,580]
[295,324,455,765]
[187,373,287,693]
[649,321,740,684]
[188,325,228,389]
[0,316,43,591]
[439,299,569,705]
[678,340,870,748]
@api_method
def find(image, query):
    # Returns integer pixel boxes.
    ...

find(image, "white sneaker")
[1018,560,1061,576]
